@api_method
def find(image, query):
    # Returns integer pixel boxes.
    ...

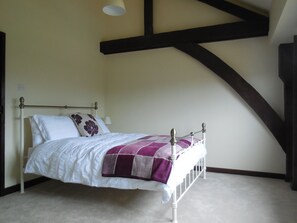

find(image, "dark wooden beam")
[279,38,297,190]
[0,32,5,197]
[279,43,294,182]
[175,42,286,151]
[100,21,268,54]
[144,0,153,36]
[292,36,297,190]
[198,0,269,21]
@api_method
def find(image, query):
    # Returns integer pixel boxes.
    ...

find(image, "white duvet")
[25,133,206,203]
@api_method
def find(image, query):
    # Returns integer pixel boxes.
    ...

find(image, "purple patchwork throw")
[102,135,197,184]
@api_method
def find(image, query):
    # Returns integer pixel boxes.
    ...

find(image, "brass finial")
[19,97,25,109]
[202,123,206,133]
[170,128,177,146]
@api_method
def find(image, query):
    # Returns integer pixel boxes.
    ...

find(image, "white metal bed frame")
[19,97,206,223]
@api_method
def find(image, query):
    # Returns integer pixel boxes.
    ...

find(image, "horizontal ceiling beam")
[100,21,268,54]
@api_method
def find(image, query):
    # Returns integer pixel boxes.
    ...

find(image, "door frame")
[0,31,5,196]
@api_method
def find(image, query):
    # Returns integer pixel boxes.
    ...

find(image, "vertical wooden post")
[279,37,297,190]
[292,36,297,190]
[0,31,5,196]
[279,43,294,182]
[144,0,153,36]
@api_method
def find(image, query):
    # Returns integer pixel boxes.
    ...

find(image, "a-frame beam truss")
[100,0,269,55]
[99,0,286,152]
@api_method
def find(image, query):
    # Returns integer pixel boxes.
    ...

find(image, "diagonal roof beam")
[198,0,268,21]
[100,21,268,54]
[175,42,286,151]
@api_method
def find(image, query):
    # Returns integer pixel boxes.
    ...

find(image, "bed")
[19,97,207,223]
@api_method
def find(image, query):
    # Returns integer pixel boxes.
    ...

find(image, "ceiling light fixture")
[102,0,126,16]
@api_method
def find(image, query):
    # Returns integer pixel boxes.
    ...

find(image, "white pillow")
[96,117,111,133]
[32,115,80,141]
[29,117,44,147]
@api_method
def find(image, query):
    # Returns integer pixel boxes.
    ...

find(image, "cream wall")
[0,0,106,187]
[104,0,285,173]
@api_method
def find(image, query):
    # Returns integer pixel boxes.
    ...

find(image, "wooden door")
[0,31,5,196]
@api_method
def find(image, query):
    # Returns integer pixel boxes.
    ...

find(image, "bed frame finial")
[94,102,98,110]
[202,123,206,133]
[19,97,25,109]
[170,128,177,146]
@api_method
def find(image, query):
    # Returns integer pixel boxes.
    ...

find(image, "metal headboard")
[19,97,98,110]
[19,97,98,193]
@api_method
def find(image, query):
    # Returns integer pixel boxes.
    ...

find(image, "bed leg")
[20,173,25,194]
[172,198,178,223]
[203,156,207,180]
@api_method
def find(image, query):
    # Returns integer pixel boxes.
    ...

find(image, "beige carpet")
[0,172,297,223]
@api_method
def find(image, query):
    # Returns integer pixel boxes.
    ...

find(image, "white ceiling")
[236,0,297,44]
[238,0,272,11]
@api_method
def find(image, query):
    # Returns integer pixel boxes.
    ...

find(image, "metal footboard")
[170,123,206,223]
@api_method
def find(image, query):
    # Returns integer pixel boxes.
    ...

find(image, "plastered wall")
[0,0,106,187]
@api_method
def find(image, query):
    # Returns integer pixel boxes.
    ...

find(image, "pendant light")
[103,0,126,16]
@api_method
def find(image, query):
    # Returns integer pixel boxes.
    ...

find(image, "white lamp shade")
[103,0,126,16]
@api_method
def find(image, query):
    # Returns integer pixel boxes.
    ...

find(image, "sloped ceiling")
[236,0,297,44]
[238,0,272,11]
[269,0,297,44]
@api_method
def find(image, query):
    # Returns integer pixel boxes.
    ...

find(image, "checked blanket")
[102,135,197,184]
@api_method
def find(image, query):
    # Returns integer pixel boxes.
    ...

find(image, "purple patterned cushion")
[70,113,102,137]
